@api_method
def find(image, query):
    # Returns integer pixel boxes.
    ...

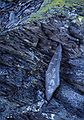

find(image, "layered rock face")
[0,0,84,120]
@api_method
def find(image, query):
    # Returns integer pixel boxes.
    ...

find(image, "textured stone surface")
[0,0,84,120]
[46,44,62,101]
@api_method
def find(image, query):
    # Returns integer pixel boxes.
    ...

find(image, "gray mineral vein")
[46,44,62,101]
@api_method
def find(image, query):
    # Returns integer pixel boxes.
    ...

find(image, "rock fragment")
[46,44,62,101]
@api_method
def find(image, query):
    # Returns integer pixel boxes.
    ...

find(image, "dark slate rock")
[68,22,84,41]
[62,56,84,93]
[0,1,84,119]
[55,82,84,118]
[0,0,44,32]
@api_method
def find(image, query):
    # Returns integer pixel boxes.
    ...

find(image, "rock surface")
[46,44,62,101]
[0,0,84,120]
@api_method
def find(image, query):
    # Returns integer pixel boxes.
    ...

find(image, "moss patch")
[29,0,65,22]
[28,0,84,22]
